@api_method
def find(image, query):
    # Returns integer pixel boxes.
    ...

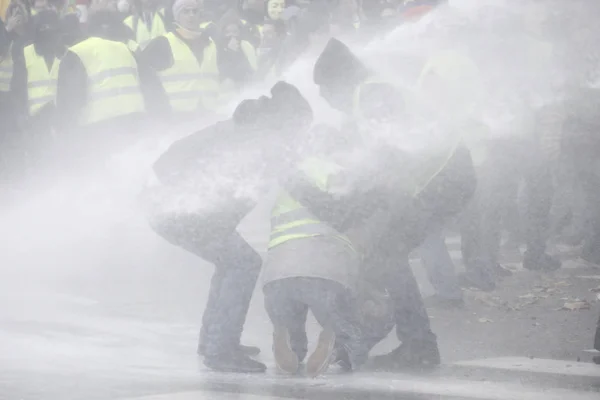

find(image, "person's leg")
[523,158,561,270]
[299,278,368,375]
[150,213,264,372]
[264,279,309,373]
[419,229,462,303]
[368,251,440,371]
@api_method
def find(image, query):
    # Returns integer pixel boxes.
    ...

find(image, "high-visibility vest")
[23,44,60,115]
[269,157,354,250]
[158,32,220,113]
[124,10,166,49]
[0,45,13,92]
[69,36,145,125]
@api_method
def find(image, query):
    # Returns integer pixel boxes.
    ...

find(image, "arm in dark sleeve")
[55,50,87,130]
[139,36,173,71]
[9,42,27,121]
[281,168,388,232]
[133,44,170,116]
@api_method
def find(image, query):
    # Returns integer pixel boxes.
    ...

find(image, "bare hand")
[6,14,25,32]
[227,37,240,52]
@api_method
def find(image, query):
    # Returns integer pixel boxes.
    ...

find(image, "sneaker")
[333,344,352,372]
[198,343,260,357]
[273,326,300,374]
[306,328,336,377]
[370,339,441,372]
[203,352,266,373]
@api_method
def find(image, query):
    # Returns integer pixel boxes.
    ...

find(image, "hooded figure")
[144,81,313,374]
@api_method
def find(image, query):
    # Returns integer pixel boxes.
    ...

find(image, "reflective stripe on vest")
[269,157,354,250]
[124,10,166,50]
[24,44,60,115]
[159,32,220,113]
[69,37,144,125]
[0,48,13,92]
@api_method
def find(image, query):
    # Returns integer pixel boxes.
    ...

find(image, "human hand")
[227,37,240,52]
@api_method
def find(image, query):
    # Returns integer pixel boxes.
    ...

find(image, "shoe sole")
[306,328,336,378]
[273,326,299,374]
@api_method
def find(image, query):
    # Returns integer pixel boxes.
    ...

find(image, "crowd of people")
[1,0,599,377]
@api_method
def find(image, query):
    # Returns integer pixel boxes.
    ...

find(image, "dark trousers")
[367,146,477,346]
[460,138,554,275]
[150,212,262,357]
[264,277,369,368]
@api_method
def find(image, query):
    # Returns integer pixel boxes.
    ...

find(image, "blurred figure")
[236,0,264,47]
[255,19,285,79]
[313,38,477,370]
[54,7,145,160]
[330,0,361,37]
[124,0,167,49]
[141,0,219,122]
[1,0,33,138]
[144,81,313,373]
[216,11,257,101]
[12,9,62,144]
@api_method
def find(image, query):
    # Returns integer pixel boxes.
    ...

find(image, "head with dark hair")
[32,9,61,54]
[234,81,313,133]
[313,38,370,112]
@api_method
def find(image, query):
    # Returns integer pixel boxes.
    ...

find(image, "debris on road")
[557,300,591,311]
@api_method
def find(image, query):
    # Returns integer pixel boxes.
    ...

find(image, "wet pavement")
[0,201,599,400]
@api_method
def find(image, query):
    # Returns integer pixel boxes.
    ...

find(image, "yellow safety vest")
[158,32,220,113]
[0,46,13,92]
[69,36,145,125]
[23,44,60,115]
[269,157,354,250]
[124,10,166,50]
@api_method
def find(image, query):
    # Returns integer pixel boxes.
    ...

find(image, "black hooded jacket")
[55,11,140,129]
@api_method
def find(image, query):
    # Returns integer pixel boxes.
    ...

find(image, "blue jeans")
[264,277,369,369]
[151,213,262,357]
[419,231,462,300]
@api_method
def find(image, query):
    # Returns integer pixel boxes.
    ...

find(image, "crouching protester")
[140,81,313,374]
[262,155,371,377]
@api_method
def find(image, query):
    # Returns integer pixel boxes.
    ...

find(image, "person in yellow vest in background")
[1,0,33,137]
[313,38,477,371]
[214,11,257,106]
[54,6,146,158]
[124,0,167,49]
[11,9,62,137]
[236,0,265,47]
[141,0,220,123]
